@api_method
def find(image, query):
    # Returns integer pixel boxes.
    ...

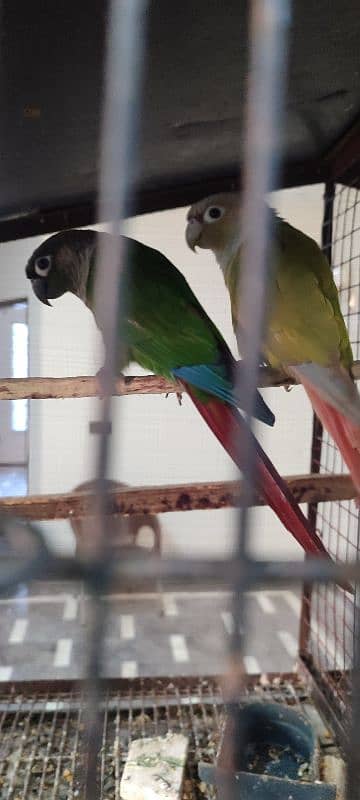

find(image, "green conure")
[25,228,344,565]
[186,193,360,497]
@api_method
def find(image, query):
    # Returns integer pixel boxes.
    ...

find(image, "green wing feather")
[88,236,230,377]
[226,214,353,371]
[85,236,274,425]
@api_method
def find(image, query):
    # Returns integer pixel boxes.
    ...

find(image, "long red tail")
[304,383,360,495]
[185,385,340,561]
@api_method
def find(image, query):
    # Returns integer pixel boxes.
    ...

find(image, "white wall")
[0,185,324,558]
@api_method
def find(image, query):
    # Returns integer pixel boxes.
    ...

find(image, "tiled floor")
[0,584,303,681]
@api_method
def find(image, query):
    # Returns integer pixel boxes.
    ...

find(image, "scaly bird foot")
[165,391,183,406]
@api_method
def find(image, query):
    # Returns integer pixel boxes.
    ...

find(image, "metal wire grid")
[301,181,360,729]
[0,675,314,800]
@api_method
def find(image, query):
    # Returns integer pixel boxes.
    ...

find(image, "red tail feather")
[185,385,333,560]
[304,383,360,495]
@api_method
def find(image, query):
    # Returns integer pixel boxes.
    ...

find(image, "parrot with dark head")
[25,228,342,564]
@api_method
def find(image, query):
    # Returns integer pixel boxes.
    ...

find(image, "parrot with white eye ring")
[25,228,349,577]
[186,192,360,504]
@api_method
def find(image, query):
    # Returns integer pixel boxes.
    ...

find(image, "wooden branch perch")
[0,374,176,400]
[0,473,355,521]
[1,360,359,400]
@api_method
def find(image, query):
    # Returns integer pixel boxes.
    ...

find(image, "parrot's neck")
[77,244,97,305]
[215,206,279,280]
[213,235,241,281]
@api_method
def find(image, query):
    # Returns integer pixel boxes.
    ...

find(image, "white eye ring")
[203,205,225,224]
[34,255,52,277]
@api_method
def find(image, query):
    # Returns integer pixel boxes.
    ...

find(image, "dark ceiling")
[0,1,360,240]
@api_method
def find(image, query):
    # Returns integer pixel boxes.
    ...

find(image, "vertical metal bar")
[222,2,291,797]
[83,2,148,797]
[229,0,291,674]
[299,181,335,659]
[309,181,336,522]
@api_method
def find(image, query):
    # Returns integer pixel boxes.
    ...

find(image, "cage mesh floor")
[0,674,318,800]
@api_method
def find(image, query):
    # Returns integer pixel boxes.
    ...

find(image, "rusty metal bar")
[0,473,355,521]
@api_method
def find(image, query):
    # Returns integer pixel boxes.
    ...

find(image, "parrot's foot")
[165,391,183,406]
[284,383,293,393]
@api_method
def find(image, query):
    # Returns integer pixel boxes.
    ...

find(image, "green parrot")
[186,193,360,497]
[25,228,340,561]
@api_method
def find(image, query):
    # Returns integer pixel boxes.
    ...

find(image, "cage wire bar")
[297,184,333,690]
[78,1,148,797]
[0,0,360,799]
[228,0,290,711]
[221,3,291,790]
[301,180,360,750]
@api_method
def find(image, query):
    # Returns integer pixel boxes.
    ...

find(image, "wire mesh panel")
[0,675,330,799]
[301,181,360,734]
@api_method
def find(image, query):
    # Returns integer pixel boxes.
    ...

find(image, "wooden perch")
[0,374,176,400]
[0,473,355,521]
[1,360,359,400]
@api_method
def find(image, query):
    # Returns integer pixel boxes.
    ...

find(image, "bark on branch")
[0,473,355,521]
[1,361,359,400]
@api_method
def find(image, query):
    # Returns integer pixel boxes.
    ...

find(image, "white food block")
[120,732,189,800]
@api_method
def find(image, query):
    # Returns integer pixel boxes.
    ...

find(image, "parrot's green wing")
[87,236,274,425]
[271,218,353,369]
[124,237,231,378]
[226,215,353,372]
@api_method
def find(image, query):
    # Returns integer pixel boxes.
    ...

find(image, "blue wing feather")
[173,364,275,427]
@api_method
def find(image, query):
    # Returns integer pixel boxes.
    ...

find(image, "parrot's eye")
[34,255,52,277]
[203,206,225,224]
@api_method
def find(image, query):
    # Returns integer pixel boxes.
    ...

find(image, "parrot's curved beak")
[185,218,202,252]
[31,278,52,307]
